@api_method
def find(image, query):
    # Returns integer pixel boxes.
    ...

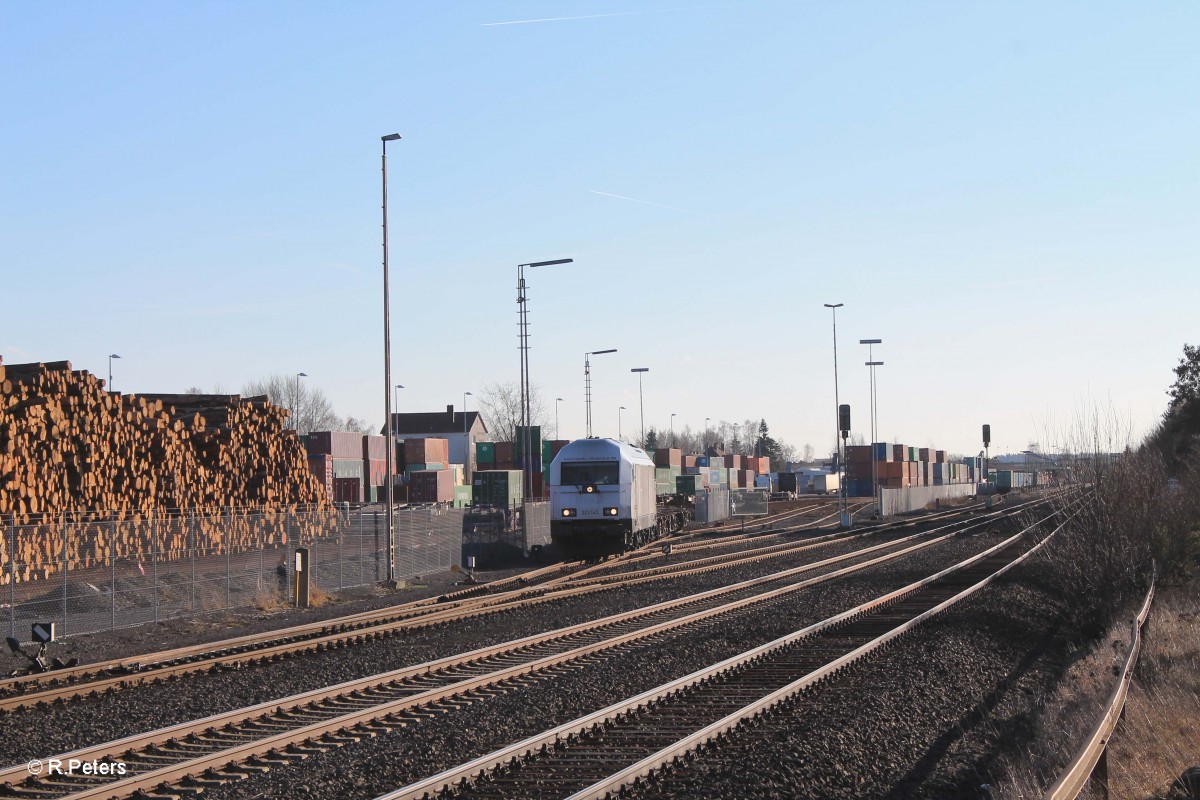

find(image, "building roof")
[383,405,487,436]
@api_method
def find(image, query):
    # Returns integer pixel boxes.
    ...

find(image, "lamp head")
[381,133,402,141]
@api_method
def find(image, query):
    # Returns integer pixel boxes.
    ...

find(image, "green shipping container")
[514,426,542,461]
[406,462,446,472]
[677,474,706,494]
[473,470,524,508]
[908,446,918,462]
[332,458,364,479]
[476,442,496,464]
[542,440,555,468]
[453,485,473,508]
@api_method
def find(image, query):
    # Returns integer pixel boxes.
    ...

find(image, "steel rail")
[0,511,1005,799]
[2,495,1042,719]
[0,502,1004,713]
[1044,569,1157,800]
[376,509,1065,800]
[0,498,878,703]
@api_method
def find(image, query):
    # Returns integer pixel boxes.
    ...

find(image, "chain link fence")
[2,505,467,641]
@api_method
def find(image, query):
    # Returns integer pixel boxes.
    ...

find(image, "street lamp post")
[860,338,883,517]
[463,391,473,482]
[394,384,405,418]
[107,354,121,392]
[630,368,648,448]
[381,131,401,585]
[584,349,617,438]
[555,397,564,441]
[517,258,574,501]
[824,303,844,520]
[704,417,711,452]
[618,406,626,441]
[670,413,676,449]
[295,372,308,432]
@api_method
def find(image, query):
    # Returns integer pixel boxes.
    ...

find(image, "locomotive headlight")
[561,508,576,517]
[584,485,596,494]
[605,507,618,516]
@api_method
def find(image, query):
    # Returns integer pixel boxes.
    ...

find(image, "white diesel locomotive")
[549,438,686,557]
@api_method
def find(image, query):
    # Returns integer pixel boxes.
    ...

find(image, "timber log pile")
[0,359,334,583]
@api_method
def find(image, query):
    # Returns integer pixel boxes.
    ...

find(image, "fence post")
[8,516,15,639]
[337,512,344,591]
[189,510,196,614]
[110,520,117,631]
[225,509,232,609]
[61,520,68,636]
[373,511,380,583]
[151,509,159,624]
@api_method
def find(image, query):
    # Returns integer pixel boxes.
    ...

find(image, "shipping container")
[696,456,710,468]
[332,458,364,479]
[811,473,840,494]
[405,437,449,468]
[364,458,388,486]
[405,462,446,472]
[476,441,496,464]
[872,443,893,462]
[409,469,455,503]
[453,485,473,509]
[472,470,524,508]
[333,476,362,503]
[494,441,514,464]
[892,444,906,462]
[682,455,698,469]
[654,448,682,468]
[362,434,389,462]
[676,474,708,494]
[908,446,918,462]
[307,431,365,459]
[513,426,542,463]
[919,447,932,462]
[935,450,946,464]
[777,472,799,493]
[307,454,334,501]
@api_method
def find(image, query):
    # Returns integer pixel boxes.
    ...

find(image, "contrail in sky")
[483,5,731,26]
[590,189,697,214]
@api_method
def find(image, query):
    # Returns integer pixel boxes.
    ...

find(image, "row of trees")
[473,382,818,465]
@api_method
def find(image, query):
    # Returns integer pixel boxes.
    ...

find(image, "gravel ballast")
[162,533,1012,800]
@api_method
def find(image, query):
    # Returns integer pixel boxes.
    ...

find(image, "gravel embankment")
[174,533,1008,800]
[631,556,1072,800]
[1,527,978,762]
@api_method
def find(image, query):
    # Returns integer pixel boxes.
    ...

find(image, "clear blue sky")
[4,1,1197,458]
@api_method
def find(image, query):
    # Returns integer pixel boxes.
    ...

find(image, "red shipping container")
[333,476,362,503]
[362,434,390,463]
[494,441,514,464]
[892,444,906,462]
[935,450,946,464]
[682,455,698,468]
[654,448,682,467]
[307,454,334,501]
[846,446,872,463]
[364,458,388,486]
[408,469,454,503]
[307,431,364,459]
[405,437,449,467]
[918,448,931,462]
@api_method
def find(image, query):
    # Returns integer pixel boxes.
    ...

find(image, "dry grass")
[988,583,1200,799]
[252,584,288,612]
[1103,586,1200,799]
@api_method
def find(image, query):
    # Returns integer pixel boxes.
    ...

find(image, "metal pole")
[584,354,591,437]
[151,510,159,624]
[638,372,645,446]
[381,133,400,586]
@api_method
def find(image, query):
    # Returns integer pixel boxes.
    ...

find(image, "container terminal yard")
[0,354,1179,800]
[4,4,1198,799]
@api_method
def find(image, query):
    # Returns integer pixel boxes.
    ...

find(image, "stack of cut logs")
[0,359,335,583]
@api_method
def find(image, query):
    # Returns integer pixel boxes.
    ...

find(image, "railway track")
[379,510,1065,800]
[0,505,1040,800]
[0,500,1002,713]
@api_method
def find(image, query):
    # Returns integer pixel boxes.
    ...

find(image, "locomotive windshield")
[560,461,620,486]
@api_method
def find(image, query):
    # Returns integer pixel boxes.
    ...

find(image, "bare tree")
[242,374,340,436]
[343,416,376,434]
[477,381,548,443]
[802,443,815,463]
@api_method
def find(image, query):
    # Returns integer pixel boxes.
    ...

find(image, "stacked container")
[473,470,523,508]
